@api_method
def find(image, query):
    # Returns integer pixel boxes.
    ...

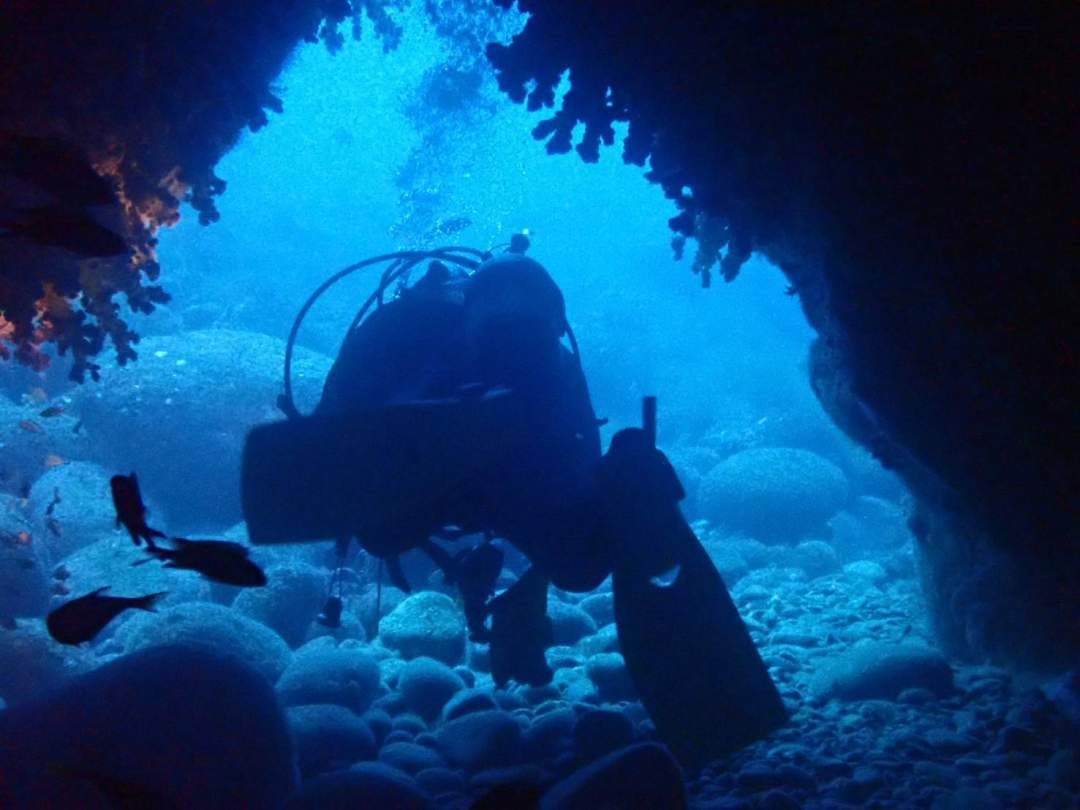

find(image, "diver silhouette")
[242,237,787,766]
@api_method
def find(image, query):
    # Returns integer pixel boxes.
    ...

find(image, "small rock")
[436,710,522,771]
[379,742,445,774]
[233,562,328,648]
[809,641,953,701]
[397,656,465,721]
[842,560,888,584]
[441,687,498,722]
[286,704,377,776]
[276,639,380,713]
[578,593,614,627]
[549,601,598,646]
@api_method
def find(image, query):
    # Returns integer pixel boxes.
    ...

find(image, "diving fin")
[385,555,411,594]
[603,412,787,769]
[488,567,553,688]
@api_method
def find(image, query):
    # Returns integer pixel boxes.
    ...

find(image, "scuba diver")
[242,235,787,766]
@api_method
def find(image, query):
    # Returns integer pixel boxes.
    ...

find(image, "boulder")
[276,638,380,713]
[117,602,292,683]
[572,709,635,762]
[232,562,328,647]
[549,600,598,646]
[57,535,211,625]
[287,704,377,776]
[397,656,466,721]
[27,461,124,560]
[284,763,432,810]
[441,687,499,722]
[0,622,96,705]
[380,591,466,665]
[71,330,332,529]
[585,654,637,702]
[0,498,50,618]
[782,540,841,579]
[0,645,296,809]
[379,742,446,774]
[810,641,954,701]
[0,396,88,500]
[524,707,577,759]
[699,447,849,542]
[539,743,685,810]
[436,710,523,771]
[578,593,614,627]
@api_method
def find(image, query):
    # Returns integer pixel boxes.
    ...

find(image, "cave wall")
[1,2,1076,670]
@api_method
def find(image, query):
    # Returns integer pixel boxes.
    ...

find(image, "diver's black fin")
[385,555,411,593]
[488,567,553,688]
[420,540,457,584]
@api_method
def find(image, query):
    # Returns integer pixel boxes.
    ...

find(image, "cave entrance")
[154,3,916,651]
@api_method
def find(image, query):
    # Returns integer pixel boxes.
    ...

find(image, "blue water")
[2,6,1075,809]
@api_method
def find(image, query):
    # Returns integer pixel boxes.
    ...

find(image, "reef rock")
[699,447,850,542]
[118,601,292,683]
[549,600,598,646]
[0,645,296,809]
[276,638,380,714]
[380,591,466,665]
[572,709,636,763]
[72,329,332,529]
[0,396,88,500]
[585,653,637,702]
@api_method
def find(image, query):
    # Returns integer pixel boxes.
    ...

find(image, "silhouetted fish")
[46,587,166,645]
[110,472,166,548]
[144,538,267,587]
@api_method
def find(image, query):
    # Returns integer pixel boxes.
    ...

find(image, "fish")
[44,453,67,468]
[18,420,44,433]
[46,586,166,645]
[143,537,267,587]
[45,487,61,516]
[45,516,62,537]
[40,405,65,417]
[51,582,71,596]
[53,564,71,580]
[26,387,48,403]
[110,472,166,547]
[0,204,128,257]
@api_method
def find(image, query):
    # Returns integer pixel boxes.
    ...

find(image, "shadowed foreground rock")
[0,644,297,809]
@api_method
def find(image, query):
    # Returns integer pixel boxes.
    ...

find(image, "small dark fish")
[39,405,65,417]
[0,204,128,257]
[45,516,62,538]
[72,419,83,435]
[110,472,166,547]
[16,558,34,569]
[53,564,71,580]
[45,487,61,516]
[18,419,44,433]
[145,537,267,587]
[46,586,166,645]
[51,582,71,596]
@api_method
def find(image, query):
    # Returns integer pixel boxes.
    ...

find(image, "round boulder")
[380,591,466,665]
[397,656,466,721]
[276,638,381,713]
[71,330,332,528]
[699,447,850,542]
[287,704,377,777]
[118,601,292,683]
[436,710,522,772]
[233,562,329,648]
